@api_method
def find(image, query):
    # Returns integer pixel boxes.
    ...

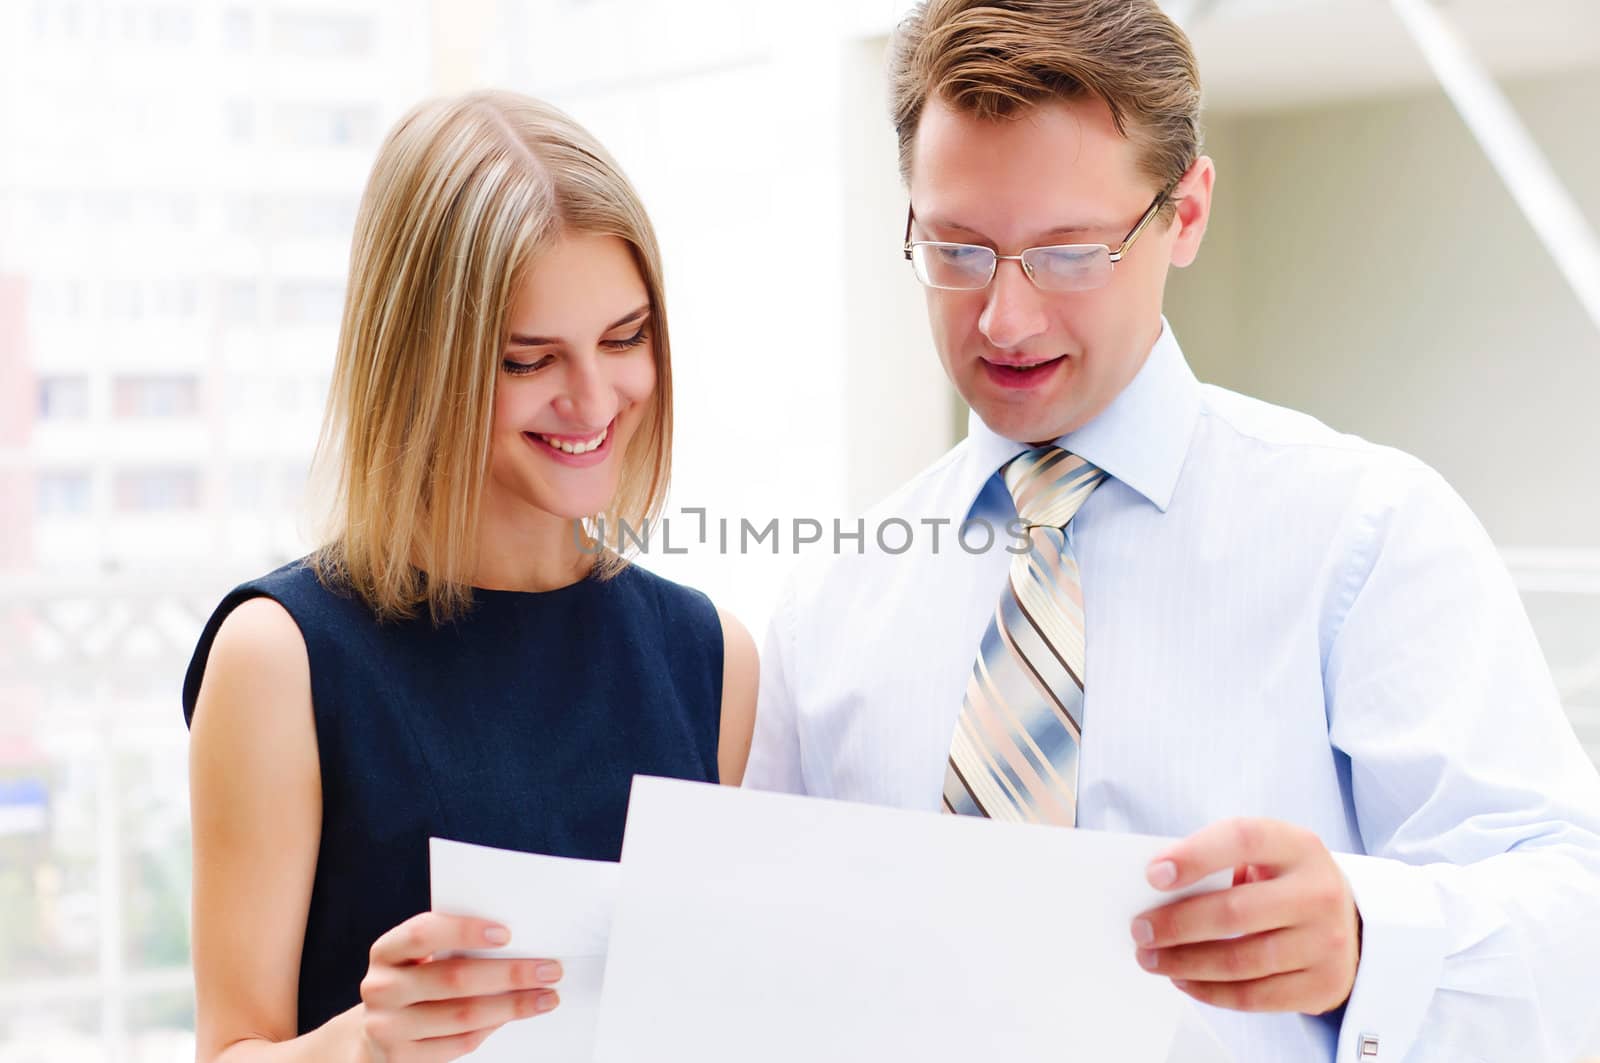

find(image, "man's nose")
[978,258,1049,351]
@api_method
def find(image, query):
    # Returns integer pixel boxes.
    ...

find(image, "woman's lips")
[523,419,615,467]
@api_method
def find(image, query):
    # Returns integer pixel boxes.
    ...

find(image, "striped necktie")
[943,446,1106,827]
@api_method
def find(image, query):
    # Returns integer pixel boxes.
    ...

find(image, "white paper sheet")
[428,837,618,1062]
[595,777,1230,1063]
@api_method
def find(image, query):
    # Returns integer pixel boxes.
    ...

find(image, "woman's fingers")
[360,913,564,1060]
[372,988,560,1044]
[363,956,563,1010]
[404,1025,497,1063]
[369,912,511,969]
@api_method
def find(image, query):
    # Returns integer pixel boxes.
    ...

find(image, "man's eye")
[1033,247,1104,275]
[935,245,988,264]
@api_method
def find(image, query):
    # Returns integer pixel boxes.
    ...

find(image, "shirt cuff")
[1329,853,1449,1061]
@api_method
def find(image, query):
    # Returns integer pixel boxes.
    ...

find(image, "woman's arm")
[190,596,336,1060]
[189,598,559,1063]
[715,608,759,786]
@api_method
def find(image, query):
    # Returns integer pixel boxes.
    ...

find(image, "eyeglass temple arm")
[1107,185,1177,264]
[902,204,915,260]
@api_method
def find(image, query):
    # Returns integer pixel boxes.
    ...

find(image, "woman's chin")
[530,494,614,525]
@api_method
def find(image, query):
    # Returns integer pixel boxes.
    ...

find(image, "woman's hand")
[358,912,563,1062]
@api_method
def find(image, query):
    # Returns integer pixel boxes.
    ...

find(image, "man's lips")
[983,354,1066,369]
[980,354,1066,390]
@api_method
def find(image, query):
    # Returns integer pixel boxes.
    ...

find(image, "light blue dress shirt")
[745,321,1600,1062]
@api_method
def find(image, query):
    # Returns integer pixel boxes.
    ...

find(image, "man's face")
[908,95,1210,444]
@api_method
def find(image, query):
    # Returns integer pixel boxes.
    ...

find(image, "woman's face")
[485,232,658,524]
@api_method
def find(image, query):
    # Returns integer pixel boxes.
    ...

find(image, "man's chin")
[969,402,1073,446]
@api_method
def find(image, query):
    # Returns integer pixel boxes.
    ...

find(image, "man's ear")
[1169,155,1215,270]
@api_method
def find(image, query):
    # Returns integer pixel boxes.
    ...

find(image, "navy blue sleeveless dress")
[181,558,723,1035]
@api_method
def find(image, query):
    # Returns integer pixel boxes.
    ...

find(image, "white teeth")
[539,427,608,454]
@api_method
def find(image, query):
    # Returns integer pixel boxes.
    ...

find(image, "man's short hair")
[889,0,1203,209]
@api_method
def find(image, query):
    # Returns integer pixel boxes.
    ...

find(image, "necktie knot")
[1002,446,1106,529]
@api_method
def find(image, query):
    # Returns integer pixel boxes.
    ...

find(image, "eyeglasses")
[902,186,1173,292]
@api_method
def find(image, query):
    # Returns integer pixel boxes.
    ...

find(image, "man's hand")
[1130,817,1361,1015]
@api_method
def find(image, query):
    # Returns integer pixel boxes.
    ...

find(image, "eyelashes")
[502,327,650,376]
[601,326,650,352]
[502,355,554,376]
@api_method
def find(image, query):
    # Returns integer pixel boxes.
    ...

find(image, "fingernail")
[1131,918,1154,946]
[536,991,560,1013]
[1147,860,1178,889]
[536,961,563,982]
[1136,948,1158,970]
[483,926,511,945]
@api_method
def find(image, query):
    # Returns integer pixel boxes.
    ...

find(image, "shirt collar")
[955,317,1201,519]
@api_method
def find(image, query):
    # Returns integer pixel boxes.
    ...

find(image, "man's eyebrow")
[507,304,651,347]
[1036,222,1116,241]
[921,219,1116,245]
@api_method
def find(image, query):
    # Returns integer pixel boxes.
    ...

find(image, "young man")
[744,2,1600,1060]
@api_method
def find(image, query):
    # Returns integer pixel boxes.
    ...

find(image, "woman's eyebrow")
[507,304,650,347]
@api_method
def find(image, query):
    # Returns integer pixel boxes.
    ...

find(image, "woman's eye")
[502,356,552,375]
[601,326,649,351]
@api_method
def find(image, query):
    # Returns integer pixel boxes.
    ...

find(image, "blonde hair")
[889,0,1202,213]
[309,90,673,623]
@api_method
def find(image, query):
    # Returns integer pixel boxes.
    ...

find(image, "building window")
[36,470,93,515]
[103,280,144,322]
[270,11,374,58]
[112,375,200,418]
[157,193,198,229]
[279,195,357,239]
[147,5,195,45]
[220,280,260,326]
[228,462,266,511]
[38,376,90,419]
[224,194,263,235]
[153,279,198,319]
[274,104,377,149]
[222,7,254,50]
[275,281,343,326]
[225,100,256,144]
[35,190,71,225]
[113,468,200,512]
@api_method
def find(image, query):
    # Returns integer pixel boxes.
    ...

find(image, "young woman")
[182,90,759,1062]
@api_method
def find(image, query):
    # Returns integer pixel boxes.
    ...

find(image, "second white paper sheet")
[597,777,1225,1063]
[429,837,617,1062]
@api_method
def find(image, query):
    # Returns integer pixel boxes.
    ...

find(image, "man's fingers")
[362,955,563,1009]
[1132,877,1300,948]
[1136,925,1322,982]
[368,912,511,968]
[1173,970,1348,1015]
[1147,817,1315,891]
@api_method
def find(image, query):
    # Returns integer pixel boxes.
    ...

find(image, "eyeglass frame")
[900,183,1177,291]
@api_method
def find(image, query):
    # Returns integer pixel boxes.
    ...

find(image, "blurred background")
[0,0,1596,1059]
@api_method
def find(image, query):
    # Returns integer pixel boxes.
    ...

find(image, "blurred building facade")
[0,1,432,1058]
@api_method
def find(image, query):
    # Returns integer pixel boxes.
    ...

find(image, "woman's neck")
[471,497,595,593]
